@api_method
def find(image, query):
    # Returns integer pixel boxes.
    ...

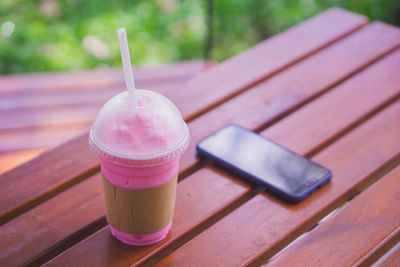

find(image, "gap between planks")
[0,164,100,226]
[264,162,400,266]
[22,216,107,267]
[253,44,400,136]
[266,163,400,267]
[355,226,400,266]
[136,184,265,266]
[373,240,400,266]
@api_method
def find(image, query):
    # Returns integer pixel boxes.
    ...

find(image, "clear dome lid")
[89,90,189,166]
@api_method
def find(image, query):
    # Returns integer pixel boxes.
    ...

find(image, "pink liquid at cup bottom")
[109,221,172,246]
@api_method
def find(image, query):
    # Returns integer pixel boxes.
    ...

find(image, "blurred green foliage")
[0,0,399,74]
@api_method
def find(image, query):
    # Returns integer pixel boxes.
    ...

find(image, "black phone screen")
[197,125,331,197]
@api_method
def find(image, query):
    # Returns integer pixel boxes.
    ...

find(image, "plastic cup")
[89,89,189,246]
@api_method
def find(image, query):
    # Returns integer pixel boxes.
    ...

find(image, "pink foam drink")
[89,90,189,246]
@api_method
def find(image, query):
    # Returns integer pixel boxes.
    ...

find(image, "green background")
[0,0,399,74]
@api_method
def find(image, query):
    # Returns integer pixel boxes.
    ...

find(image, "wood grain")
[155,99,400,266]
[0,173,105,267]
[0,133,98,226]
[0,148,46,174]
[0,62,208,174]
[42,41,400,266]
[0,166,250,267]
[0,61,207,171]
[180,22,400,173]
[0,124,88,153]
[0,7,368,226]
[0,106,98,130]
[0,76,188,112]
[268,165,400,266]
[0,76,188,153]
[354,227,400,266]
[377,244,400,266]
[0,60,211,95]
[263,47,400,157]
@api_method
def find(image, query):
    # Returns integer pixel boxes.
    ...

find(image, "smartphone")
[196,124,332,203]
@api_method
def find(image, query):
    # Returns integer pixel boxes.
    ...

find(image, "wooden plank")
[0,107,98,131]
[0,173,105,267]
[0,148,46,174]
[155,99,400,266]
[0,166,251,267]
[355,227,400,266]
[0,8,368,226]
[170,7,368,120]
[42,38,400,266]
[0,60,211,95]
[263,47,400,157]
[0,74,192,154]
[0,133,98,226]
[180,22,400,173]
[268,165,400,266]
[0,76,189,112]
[0,125,88,153]
[377,243,400,266]
[0,62,208,172]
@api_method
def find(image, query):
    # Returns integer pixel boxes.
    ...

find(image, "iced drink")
[89,89,189,245]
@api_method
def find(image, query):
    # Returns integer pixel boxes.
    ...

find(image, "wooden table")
[1,8,400,266]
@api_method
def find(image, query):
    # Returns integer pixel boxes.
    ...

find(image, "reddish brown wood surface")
[0,8,367,227]
[377,244,400,266]
[0,148,45,174]
[0,125,89,153]
[0,60,211,94]
[0,61,212,176]
[2,21,393,159]
[180,22,400,173]
[0,62,208,221]
[170,7,367,121]
[3,17,400,266]
[156,99,400,266]
[44,45,400,266]
[268,165,400,266]
[2,8,399,267]
[0,77,188,111]
[264,47,400,156]
[0,134,97,226]
[0,166,251,267]
[0,77,186,152]
[0,61,210,173]
[0,8,367,150]
[0,173,105,267]
[0,60,210,119]
[355,227,400,266]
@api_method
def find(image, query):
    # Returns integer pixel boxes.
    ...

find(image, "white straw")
[117,28,136,107]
